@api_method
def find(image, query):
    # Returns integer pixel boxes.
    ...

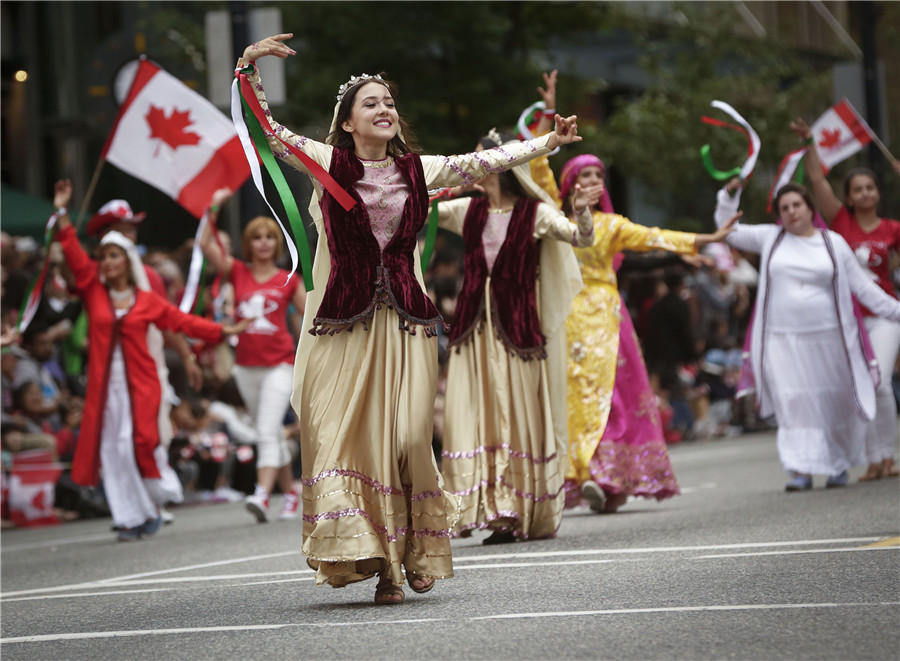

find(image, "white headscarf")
[99,231,150,291]
[99,231,179,456]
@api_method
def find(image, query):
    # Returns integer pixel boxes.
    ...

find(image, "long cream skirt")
[442,296,564,540]
[299,308,457,588]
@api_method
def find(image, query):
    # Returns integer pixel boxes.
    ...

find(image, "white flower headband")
[335,73,385,103]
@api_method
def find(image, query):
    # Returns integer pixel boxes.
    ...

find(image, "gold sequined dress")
[566,211,697,504]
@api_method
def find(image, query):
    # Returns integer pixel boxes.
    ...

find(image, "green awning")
[1,184,56,239]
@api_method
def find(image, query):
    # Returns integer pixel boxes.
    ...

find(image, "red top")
[230,260,298,366]
[57,225,224,486]
[145,265,168,299]
[831,207,900,315]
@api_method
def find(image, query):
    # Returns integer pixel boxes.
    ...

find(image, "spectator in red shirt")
[200,188,307,523]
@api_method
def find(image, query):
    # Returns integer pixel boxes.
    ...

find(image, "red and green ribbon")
[700,116,750,181]
[17,215,58,332]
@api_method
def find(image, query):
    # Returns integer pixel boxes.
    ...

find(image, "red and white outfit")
[58,225,224,529]
[832,208,900,463]
[230,261,297,470]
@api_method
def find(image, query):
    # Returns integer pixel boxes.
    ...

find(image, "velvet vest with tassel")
[450,197,546,360]
[313,148,442,336]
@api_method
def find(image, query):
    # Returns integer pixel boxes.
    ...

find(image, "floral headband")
[336,73,385,103]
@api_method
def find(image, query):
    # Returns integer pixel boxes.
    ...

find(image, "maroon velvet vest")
[449,197,545,359]
[312,148,442,336]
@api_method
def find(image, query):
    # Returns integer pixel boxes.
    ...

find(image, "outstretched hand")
[53,179,72,210]
[790,117,812,141]
[222,318,253,336]
[572,182,603,212]
[548,114,581,149]
[712,212,741,242]
[241,34,296,65]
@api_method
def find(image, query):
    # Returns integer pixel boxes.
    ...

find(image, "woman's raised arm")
[52,180,97,291]
[199,188,235,279]
[790,118,842,224]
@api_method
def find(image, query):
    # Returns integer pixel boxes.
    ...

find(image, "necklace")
[488,207,514,214]
[109,287,134,301]
[361,156,394,169]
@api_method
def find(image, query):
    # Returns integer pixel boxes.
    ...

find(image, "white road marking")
[1,536,890,602]
[93,551,299,584]
[472,601,900,621]
[1,534,115,553]
[2,589,176,603]
[451,537,884,562]
[2,603,895,644]
[694,546,900,559]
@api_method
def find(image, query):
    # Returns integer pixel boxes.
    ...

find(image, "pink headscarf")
[559,154,614,214]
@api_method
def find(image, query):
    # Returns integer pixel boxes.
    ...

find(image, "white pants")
[863,316,900,462]
[101,346,183,529]
[233,363,293,469]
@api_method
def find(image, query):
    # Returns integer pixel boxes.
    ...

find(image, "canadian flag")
[102,58,250,219]
[6,450,63,528]
[769,99,874,210]
[811,99,874,169]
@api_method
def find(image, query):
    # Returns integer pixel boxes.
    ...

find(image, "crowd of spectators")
[4,209,894,527]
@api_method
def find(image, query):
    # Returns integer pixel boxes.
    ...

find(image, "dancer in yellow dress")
[526,72,734,513]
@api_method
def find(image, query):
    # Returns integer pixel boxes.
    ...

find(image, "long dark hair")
[325,75,420,156]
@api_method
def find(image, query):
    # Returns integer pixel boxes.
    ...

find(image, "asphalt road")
[2,430,898,660]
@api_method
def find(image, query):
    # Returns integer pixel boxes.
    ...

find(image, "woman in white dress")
[715,182,900,490]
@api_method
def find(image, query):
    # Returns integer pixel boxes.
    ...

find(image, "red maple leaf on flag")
[817,127,842,150]
[145,105,202,155]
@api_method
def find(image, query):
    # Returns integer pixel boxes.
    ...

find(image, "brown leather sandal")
[405,571,435,594]
[374,575,405,605]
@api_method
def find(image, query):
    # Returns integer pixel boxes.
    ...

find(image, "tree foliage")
[586,2,834,230]
[272,2,614,156]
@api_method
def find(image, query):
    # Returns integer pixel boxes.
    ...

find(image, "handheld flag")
[102,58,250,219]
[768,99,874,210]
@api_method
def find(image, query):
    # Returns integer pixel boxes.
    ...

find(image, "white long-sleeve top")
[713,187,900,419]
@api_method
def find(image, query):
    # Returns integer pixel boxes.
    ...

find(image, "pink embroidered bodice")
[482,210,512,272]
[355,158,409,251]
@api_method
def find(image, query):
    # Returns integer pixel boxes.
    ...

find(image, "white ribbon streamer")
[710,100,761,181]
[179,211,208,313]
[230,78,299,285]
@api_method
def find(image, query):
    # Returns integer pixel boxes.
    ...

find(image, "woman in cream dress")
[436,132,598,544]
[238,35,584,604]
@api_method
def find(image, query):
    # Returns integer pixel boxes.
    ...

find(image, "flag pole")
[848,97,900,170]
[869,132,899,170]
[74,157,106,233]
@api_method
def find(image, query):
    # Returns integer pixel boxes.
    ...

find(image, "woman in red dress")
[54,180,247,541]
